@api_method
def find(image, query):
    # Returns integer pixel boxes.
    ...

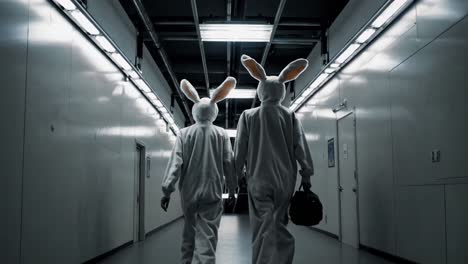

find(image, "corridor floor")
[99,214,395,264]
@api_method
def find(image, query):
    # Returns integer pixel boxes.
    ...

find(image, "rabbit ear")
[241,54,267,81]
[211,77,236,103]
[278,58,309,83]
[180,79,200,103]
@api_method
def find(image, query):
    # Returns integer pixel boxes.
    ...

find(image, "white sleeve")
[162,135,183,197]
[223,132,237,193]
[234,112,249,180]
[293,114,314,177]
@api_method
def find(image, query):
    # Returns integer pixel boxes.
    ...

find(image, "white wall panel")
[298,79,340,235]
[395,185,446,264]
[446,184,468,264]
[0,1,29,263]
[16,1,183,263]
[88,0,137,63]
[297,0,468,261]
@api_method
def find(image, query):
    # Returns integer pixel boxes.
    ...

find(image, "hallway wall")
[0,0,184,263]
[297,0,468,263]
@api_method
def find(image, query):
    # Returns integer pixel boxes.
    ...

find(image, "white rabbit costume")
[162,77,237,264]
[235,55,314,264]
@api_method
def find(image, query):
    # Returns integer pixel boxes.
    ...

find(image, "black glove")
[161,196,170,212]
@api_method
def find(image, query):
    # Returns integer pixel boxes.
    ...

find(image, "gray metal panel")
[297,78,340,235]
[88,0,137,63]
[395,185,446,264]
[19,1,184,263]
[391,16,468,185]
[446,184,468,264]
[0,1,29,263]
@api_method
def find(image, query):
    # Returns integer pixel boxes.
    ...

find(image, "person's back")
[176,123,233,204]
[161,77,237,264]
[238,104,301,192]
[235,55,314,264]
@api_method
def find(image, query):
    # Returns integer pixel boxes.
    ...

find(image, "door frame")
[134,140,146,242]
[336,110,360,246]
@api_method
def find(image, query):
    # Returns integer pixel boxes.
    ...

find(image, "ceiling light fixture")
[226,129,237,138]
[70,11,100,35]
[372,0,409,28]
[111,53,132,70]
[55,0,76,10]
[210,89,257,99]
[95,35,116,52]
[200,24,273,42]
[355,28,377,44]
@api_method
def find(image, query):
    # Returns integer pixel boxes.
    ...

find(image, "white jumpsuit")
[162,121,236,264]
[235,101,314,264]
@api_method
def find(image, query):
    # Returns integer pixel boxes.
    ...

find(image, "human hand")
[161,196,170,212]
[301,177,312,190]
[227,192,236,207]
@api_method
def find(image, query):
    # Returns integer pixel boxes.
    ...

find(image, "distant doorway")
[337,112,359,248]
[133,141,146,242]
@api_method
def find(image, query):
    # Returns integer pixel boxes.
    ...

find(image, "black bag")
[289,184,323,226]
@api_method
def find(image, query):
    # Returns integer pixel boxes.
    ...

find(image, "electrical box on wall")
[431,150,441,163]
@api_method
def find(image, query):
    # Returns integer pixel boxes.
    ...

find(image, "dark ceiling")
[119,0,349,128]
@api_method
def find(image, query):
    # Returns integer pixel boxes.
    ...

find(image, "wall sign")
[328,138,335,168]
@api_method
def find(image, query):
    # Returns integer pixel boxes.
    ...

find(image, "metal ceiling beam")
[190,0,210,95]
[225,0,233,129]
[226,0,232,76]
[131,0,194,123]
[252,0,287,108]
[260,0,287,66]
[160,37,318,46]
[153,21,321,27]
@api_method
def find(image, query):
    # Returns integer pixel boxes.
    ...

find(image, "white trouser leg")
[192,201,223,264]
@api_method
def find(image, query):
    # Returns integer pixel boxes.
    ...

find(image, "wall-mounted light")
[290,0,413,112]
[50,0,180,136]
[70,11,99,35]
[95,35,116,52]
[56,0,76,10]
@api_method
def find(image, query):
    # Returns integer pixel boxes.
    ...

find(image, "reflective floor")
[99,214,395,264]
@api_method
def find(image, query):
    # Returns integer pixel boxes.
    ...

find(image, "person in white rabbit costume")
[235,55,314,264]
[161,77,238,264]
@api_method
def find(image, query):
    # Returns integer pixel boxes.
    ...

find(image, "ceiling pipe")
[131,0,194,123]
[190,0,210,95]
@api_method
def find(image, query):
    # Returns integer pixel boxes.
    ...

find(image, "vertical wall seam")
[444,185,447,264]
[19,0,31,262]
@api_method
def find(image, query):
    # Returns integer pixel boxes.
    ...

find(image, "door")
[133,142,146,242]
[337,112,359,248]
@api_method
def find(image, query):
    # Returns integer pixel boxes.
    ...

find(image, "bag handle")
[299,183,312,192]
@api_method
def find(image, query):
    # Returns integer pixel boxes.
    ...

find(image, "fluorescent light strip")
[356,28,376,44]
[226,129,237,138]
[200,24,273,42]
[210,89,257,99]
[372,0,409,28]
[128,70,140,79]
[134,79,152,93]
[290,0,413,112]
[95,36,116,52]
[55,0,76,10]
[50,0,181,132]
[335,43,361,64]
[71,11,100,35]
[310,73,329,89]
[111,53,132,70]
